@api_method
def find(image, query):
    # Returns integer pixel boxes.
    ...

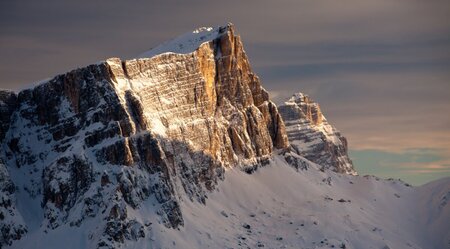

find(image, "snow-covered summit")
[286,92,307,103]
[5,24,232,95]
[138,23,232,59]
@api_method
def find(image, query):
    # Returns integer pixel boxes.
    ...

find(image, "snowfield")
[9,155,449,249]
[138,26,223,59]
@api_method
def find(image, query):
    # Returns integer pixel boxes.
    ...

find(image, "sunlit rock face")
[279,93,356,175]
[0,24,288,248]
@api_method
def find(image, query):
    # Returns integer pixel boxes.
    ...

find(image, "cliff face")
[0,90,16,142]
[279,93,356,175]
[0,24,288,248]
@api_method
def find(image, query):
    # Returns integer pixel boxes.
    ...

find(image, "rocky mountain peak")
[279,92,356,175]
[285,92,324,126]
[0,23,289,248]
[138,22,234,59]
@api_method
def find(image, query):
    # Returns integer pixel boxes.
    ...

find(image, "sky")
[1,0,449,185]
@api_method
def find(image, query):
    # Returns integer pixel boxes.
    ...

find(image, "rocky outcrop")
[0,24,289,248]
[0,90,17,142]
[279,93,356,175]
[0,91,26,247]
[0,159,27,247]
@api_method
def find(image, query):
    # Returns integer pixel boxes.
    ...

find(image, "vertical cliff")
[0,90,16,142]
[279,93,356,175]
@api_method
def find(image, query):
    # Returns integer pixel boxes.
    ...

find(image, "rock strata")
[279,93,356,175]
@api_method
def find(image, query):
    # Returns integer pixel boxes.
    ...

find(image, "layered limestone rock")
[0,24,288,248]
[279,93,356,175]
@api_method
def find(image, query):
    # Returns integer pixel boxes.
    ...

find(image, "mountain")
[279,93,356,175]
[1,24,449,249]
[0,23,287,248]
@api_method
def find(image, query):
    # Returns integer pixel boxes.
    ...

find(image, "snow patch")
[137,24,229,59]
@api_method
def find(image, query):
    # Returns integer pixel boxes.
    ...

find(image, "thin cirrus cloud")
[0,0,449,185]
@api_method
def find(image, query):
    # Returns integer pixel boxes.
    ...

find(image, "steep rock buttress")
[279,93,356,175]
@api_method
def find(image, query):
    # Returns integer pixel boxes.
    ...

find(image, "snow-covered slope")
[154,158,449,249]
[9,156,450,249]
[138,25,224,58]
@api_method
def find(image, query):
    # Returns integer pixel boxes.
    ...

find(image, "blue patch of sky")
[349,148,450,186]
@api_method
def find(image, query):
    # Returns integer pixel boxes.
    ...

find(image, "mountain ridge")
[0,24,448,249]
